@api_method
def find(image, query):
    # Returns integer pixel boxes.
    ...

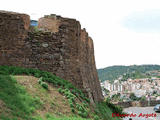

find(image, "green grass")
[95,102,122,120]
[0,66,122,120]
[34,114,91,120]
[0,75,42,120]
[0,66,91,118]
[46,116,91,120]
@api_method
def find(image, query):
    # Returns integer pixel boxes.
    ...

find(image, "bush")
[78,111,88,118]
[38,77,43,84]
[105,100,123,114]
[71,108,75,113]
[95,102,114,120]
[69,103,74,108]
[41,82,48,90]
[76,103,88,118]
[93,115,100,120]
[129,93,138,101]
[58,87,63,93]
[140,96,146,101]
[34,72,41,78]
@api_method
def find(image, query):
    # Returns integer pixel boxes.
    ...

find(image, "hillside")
[0,66,122,120]
[98,65,160,82]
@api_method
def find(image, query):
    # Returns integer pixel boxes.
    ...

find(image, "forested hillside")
[98,65,160,82]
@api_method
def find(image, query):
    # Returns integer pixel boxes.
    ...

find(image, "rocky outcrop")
[0,11,103,102]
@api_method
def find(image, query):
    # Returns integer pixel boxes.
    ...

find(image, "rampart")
[0,11,103,102]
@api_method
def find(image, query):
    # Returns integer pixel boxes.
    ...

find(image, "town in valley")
[100,69,160,102]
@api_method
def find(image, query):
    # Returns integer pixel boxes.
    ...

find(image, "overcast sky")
[1,0,160,69]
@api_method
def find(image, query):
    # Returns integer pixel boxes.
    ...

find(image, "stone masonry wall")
[115,100,160,108]
[0,11,103,102]
[0,11,30,66]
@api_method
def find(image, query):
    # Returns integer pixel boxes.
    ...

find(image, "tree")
[111,93,121,102]
[140,96,146,101]
[129,93,137,101]
[102,87,110,96]
[155,82,158,86]
[153,90,157,95]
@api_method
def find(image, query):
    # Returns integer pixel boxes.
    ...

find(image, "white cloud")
[1,0,160,68]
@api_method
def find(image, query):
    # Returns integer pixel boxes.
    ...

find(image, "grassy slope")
[0,66,120,120]
[14,76,72,118]
[0,75,42,119]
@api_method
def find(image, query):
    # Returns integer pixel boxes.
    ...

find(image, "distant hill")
[97,65,160,82]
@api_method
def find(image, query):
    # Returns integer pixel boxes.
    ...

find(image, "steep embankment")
[0,66,91,120]
[0,66,119,120]
[0,75,87,120]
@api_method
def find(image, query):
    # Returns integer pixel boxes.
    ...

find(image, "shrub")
[71,108,75,113]
[76,103,89,118]
[38,77,48,90]
[34,72,41,78]
[41,82,48,90]
[84,97,90,103]
[95,102,113,120]
[38,77,43,84]
[58,87,63,93]
[78,111,88,118]
[93,115,100,120]
[105,100,123,115]
[69,103,74,108]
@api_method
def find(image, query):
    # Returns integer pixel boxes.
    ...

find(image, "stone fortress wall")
[0,11,103,102]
